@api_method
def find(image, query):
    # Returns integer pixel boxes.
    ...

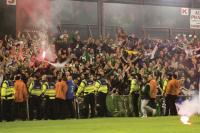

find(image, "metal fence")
[60,24,118,39]
[60,24,200,40]
[144,27,200,39]
[75,94,190,118]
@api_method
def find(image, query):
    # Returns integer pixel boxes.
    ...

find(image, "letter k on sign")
[181,8,189,16]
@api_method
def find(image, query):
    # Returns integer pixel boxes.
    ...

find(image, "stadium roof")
[69,0,200,8]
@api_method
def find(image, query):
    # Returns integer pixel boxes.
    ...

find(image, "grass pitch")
[0,116,199,133]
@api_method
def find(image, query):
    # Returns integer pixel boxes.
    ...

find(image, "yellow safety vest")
[43,82,55,99]
[95,79,108,94]
[1,80,15,100]
[76,80,95,96]
[29,81,42,96]
[130,79,140,94]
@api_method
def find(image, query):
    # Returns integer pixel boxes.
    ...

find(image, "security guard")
[164,74,180,116]
[14,74,28,120]
[44,81,56,119]
[129,74,140,117]
[95,75,108,117]
[76,74,96,118]
[29,76,43,120]
[55,75,68,119]
[1,74,15,121]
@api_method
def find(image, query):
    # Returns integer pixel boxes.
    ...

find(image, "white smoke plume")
[177,95,200,117]
[176,94,200,125]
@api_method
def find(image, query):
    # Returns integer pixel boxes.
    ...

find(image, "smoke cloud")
[177,95,200,117]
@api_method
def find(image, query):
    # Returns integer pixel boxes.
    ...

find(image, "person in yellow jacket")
[28,75,43,120]
[76,73,96,118]
[44,78,56,119]
[41,75,52,120]
[1,74,15,121]
[129,74,140,117]
[95,75,108,117]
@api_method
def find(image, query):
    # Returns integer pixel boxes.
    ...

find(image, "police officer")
[44,78,56,119]
[129,74,140,117]
[95,75,108,117]
[29,75,43,120]
[76,73,96,118]
[41,75,49,120]
[1,74,15,121]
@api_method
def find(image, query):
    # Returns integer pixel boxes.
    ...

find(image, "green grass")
[0,116,199,133]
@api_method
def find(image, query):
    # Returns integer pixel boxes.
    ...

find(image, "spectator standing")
[164,74,180,116]
[55,76,68,119]
[14,74,28,120]
[66,75,76,118]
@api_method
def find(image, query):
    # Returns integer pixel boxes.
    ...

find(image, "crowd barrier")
[75,94,190,118]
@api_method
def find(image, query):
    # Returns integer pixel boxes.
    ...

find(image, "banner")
[6,0,16,5]
[190,9,200,29]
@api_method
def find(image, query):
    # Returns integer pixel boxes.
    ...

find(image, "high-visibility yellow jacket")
[129,79,140,94]
[162,79,168,94]
[1,80,15,100]
[41,81,48,94]
[76,80,95,96]
[95,79,108,94]
[29,80,42,96]
[42,81,56,100]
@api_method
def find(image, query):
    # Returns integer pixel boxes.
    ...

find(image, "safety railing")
[75,94,191,118]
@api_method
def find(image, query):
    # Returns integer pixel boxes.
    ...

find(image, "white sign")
[190,9,200,29]
[6,0,16,5]
[181,8,189,16]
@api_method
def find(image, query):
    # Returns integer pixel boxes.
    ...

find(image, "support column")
[97,0,104,37]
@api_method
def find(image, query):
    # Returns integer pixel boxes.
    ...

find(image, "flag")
[6,0,16,5]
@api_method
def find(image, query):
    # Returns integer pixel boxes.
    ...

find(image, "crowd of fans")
[0,27,200,121]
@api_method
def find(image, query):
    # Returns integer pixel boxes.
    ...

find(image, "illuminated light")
[41,41,46,46]
[175,36,178,39]
[194,35,197,38]
[19,41,24,44]
[42,51,46,59]
[180,116,191,125]
[189,34,192,38]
